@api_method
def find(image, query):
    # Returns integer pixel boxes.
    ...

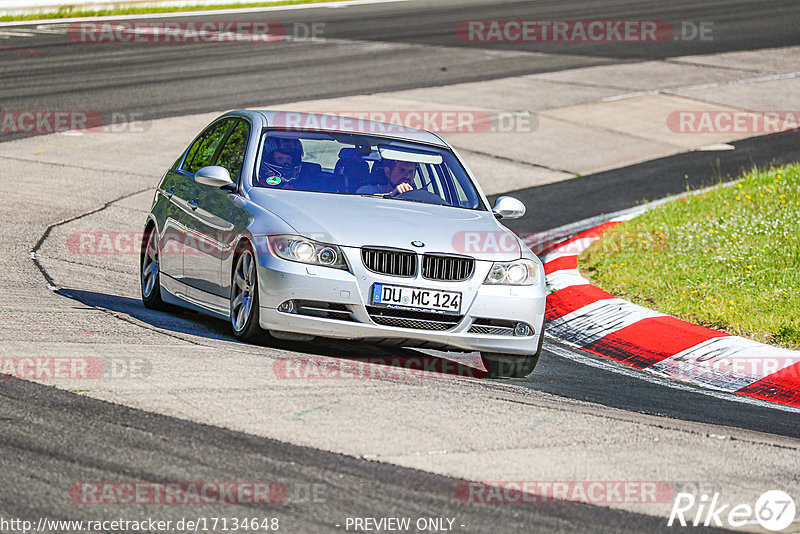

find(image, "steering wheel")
[395,188,449,205]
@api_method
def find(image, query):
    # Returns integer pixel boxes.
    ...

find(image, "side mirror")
[195,166,236,191]
[492,196,526,220]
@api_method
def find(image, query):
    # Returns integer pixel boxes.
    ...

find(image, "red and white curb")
[531,215,800,408]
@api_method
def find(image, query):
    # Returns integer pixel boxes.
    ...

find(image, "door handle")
[188,199,199,210]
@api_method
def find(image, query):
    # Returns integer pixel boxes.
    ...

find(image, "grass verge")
[0,0,339,22]
[579,163,800,349]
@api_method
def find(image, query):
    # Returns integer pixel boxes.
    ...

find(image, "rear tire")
[141,225,167,310]
[481,328,544,378]
[230,243,263,342]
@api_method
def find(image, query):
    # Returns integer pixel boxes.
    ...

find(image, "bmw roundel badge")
[411,240,425,248]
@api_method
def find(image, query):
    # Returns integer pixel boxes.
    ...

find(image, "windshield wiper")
[382,196,432,205]
[357,193,440,206]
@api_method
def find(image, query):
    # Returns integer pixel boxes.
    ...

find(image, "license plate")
[371,284,461,315]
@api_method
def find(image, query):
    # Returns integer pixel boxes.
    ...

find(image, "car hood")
[248,189,522,260]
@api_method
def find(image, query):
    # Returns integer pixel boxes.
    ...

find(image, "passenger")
[356,159,417,197]
[258,138,304,186]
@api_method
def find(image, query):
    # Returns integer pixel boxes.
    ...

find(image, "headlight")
[268,235,348,270]
[483,259,540,286]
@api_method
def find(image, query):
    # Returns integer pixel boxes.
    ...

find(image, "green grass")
[0,0,338,22]
[579,163,800,349]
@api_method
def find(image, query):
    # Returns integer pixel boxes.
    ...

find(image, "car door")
[183,119,248,298]
[157,165,192,282]
[162,119,234,284]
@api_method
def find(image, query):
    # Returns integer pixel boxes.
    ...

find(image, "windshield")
[253,131,485,210]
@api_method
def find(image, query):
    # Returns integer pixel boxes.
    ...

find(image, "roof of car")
[251,110,449,147]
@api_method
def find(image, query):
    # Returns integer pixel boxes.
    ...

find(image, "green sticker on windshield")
[265,176,281,185]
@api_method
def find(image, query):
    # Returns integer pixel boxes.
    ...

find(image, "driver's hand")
[391,182,413,196]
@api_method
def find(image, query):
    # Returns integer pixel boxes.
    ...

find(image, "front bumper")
[255,247,546,356]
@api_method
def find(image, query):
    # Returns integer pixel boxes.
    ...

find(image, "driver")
[357,159,417,196]
[258,137,304,186]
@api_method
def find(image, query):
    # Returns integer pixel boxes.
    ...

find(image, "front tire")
[230,243,263,341]
[481,329,544,378]
[141,225,167,310]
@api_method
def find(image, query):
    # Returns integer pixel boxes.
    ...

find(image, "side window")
[216,122,250,181]
[451,175,470,207]
[442,151,481,209]
[416,163,448,202]
[183,120,234,174]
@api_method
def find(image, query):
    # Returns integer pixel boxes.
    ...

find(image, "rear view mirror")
[195,166,236,191]
[378,147,443,165]
[492,196,526,220]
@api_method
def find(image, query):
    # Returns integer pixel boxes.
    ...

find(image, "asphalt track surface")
[2,0,800,532]
[2,373,732,533]
[2,0,800,137]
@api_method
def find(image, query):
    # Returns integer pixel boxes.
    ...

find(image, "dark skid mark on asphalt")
[312,0,800,59]
[2,0,800,142]
[0,376,719,533]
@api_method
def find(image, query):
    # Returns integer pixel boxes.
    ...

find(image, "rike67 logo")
[669,490,796,531]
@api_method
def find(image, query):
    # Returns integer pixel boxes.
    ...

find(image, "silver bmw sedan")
[140,110,545,377]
